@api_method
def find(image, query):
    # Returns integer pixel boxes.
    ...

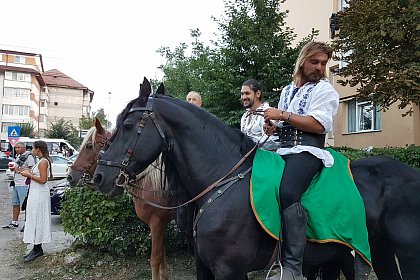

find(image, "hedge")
[61,188,190,256]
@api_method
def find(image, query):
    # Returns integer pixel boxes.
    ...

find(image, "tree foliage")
[157,0,315,126]
[79,108,111,130]
[45,118,81,148]
[19,123,36,138]
[333,0,420,110]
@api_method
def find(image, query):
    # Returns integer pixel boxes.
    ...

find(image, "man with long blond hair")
[264,41,339,280]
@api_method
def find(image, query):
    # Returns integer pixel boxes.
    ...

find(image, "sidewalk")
[0,172,74,279]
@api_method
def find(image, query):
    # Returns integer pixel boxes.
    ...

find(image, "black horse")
[94,78,420,280]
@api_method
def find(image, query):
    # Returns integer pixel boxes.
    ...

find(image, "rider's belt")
[275,125,325,149]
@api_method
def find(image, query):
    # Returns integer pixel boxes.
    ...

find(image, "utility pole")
[107,92,111,129]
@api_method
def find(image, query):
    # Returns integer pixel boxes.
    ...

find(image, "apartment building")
[282,0,419,148]
[42,69,93,132]
[0,50,45,140]
[0,49,93,140]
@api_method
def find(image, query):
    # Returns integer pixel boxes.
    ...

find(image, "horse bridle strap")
[98,97,166,172]
[124,143,258,210]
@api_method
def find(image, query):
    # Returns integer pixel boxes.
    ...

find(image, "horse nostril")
[93,173,102,185]
[67,174,72,182]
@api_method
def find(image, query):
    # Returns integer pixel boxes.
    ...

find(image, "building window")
[82,106,89,115]
[347,100,381,133]
[339,0,349,10]
[5,71,31,82]
[40,100,46,107]
[2,105,29,116]
[3,87,30,99]
[14,55,25,64]
[54,102,58,106]
[40,114,48,122]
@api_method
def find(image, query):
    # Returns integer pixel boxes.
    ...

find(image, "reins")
[124,143,258,210]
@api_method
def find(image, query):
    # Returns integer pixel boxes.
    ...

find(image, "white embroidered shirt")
[241,102,278,151]
[276,79,339,167]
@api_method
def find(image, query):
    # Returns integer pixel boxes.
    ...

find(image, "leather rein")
[96,97,257,210]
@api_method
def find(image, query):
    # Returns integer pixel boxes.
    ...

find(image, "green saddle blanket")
[250,148,371,264]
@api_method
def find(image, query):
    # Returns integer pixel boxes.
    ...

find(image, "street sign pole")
[8,126,21,158]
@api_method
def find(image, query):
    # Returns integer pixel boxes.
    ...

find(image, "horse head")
[67,118,112,188]
[94,77,168,196]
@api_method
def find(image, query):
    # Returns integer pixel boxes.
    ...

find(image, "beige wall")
[47,87,84,130]
[281,0,334,45]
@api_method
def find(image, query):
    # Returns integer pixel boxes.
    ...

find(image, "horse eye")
[123,122,134,130]
[86,143,93,150]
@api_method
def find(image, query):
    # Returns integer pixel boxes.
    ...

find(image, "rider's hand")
[264,108,282,122]
[264,121,277,136]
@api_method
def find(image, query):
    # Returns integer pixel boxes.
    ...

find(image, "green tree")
[79,115,93,130]
[333,0,420,111]
[45,118,81,149]
[79,108,111,130]
[19,123,36,138]
[157,0,316,126]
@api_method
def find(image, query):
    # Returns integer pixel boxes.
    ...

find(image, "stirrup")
[265,259,283,280]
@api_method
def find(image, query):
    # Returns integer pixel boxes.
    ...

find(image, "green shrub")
[61,187,190,256]
[334,145,420,168]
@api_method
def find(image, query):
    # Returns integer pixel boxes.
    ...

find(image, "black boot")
[266,202,307,280]
[281,202,307,280]
[24,244,43,263]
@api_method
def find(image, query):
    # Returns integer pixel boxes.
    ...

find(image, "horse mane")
[155,94,256,156]
[79,126,97,151]
[135,154,170,193]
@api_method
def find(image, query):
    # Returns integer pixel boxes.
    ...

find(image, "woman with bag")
[19,140,53,262]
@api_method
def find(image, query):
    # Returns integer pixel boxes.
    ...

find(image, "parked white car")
[6,155,73,180]
[50,155,73,178]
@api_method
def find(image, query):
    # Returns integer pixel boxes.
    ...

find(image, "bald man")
[186,91,202,107]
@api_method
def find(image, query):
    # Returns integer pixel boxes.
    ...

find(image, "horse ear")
[94,117,105,134]
[156,83,165,95]
[138,77,151,106]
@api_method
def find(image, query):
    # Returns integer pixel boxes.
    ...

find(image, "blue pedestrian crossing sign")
[8,126,21,147]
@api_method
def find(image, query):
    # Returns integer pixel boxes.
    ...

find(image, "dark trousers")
[280,152,323,210]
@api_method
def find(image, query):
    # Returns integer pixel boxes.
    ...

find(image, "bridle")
[97,97,167,188]
[70,129,112,187]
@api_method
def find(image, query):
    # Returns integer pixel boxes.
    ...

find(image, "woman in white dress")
[19,140,52,262]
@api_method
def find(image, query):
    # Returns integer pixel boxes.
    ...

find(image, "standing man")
[240,79,277,151]
[186,91,202,107]
[2,142,35,229]
[264,41,339,280]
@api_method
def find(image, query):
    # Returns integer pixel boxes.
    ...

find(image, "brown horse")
[67,118,173,280]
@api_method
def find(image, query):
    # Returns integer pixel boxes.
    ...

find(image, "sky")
[1,0,225,127]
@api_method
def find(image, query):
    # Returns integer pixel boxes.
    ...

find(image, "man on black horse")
[240,79,277,151]
[264,41,339,280]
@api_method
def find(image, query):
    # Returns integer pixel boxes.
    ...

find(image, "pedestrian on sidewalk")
[19,140,53,262]
[2,142,35,230]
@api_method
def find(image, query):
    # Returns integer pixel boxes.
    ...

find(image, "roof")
[0,65,45,86]
[42,69,94,102]
[0,49,39,57]
[42,69,87,90]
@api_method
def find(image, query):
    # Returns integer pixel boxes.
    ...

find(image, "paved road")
[0,172,74,279]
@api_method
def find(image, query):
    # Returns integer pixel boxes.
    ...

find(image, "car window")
[51,156,68,164]
[69,154,78,161]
